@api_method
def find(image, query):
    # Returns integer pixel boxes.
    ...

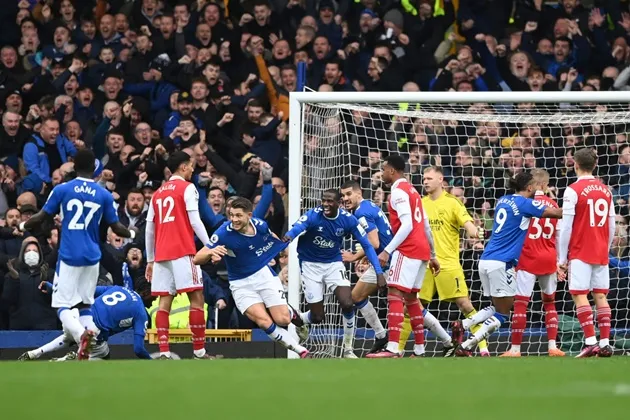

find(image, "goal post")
[288,91,630,358]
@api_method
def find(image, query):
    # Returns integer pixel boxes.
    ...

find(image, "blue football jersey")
[92,286,148,340]
[287,207,367,264]
[208,218,288,281]
[354,200,393,254]
[481,194,547,264]
[43,177,118,266]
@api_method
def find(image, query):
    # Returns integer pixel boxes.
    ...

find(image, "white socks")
[342,311,355,350]
[300,311,312,325]
[79,308,97,332]
[462,316,501,350]
[265,323,307,355]
[462,306,495,330]
[548,340,557,351]
[58,309,85,343]
[599,338,610,347]
[423,309,452,346]
[357,300,386,339]
[34,334,70,358]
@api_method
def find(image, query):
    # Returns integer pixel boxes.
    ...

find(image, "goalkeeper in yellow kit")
[398,167,489,356]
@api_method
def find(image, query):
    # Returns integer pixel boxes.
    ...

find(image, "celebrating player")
[194,198,310,358]
[502,169,565,357]
[145,151,214,360]
[21,149,136,360]
[367,155,440,358]
[340,180,391,354]
[283,189,386,359]
[19,285,151,361]
[453,171,562,355]
[398,166,487,356]
[558,148,615,358]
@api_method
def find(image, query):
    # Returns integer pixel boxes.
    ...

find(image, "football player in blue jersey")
[20,149,136,360]
[453,172,563,355]
[340,180,391,354]
[19,285,151,361]
[283,189,386,358]
[195,197,311,358]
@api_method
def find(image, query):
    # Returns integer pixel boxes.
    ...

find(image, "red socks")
[405,297,424,345]
[542,294,558,342]
[596,306,611,341]
[576,305,596,341]
[387,294,404,344]
[156,309,170,353]
[189,307,206,351]
[511,296,529,346]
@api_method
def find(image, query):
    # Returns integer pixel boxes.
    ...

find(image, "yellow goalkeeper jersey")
[422,192,473,271]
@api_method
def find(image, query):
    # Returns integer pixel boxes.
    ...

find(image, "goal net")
[287,91,630,358]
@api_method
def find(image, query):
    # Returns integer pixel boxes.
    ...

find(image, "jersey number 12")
[156,197,175,223]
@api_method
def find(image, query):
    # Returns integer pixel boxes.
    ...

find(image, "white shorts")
[515,270,557,297]
[152,255,203,296]
[300,261,350,303]
[478,260,516,298]
[359,265,388,285]
[387,251,427,293]
[230,266,287,313]
[52,261,99,308]
[568,259,610,295]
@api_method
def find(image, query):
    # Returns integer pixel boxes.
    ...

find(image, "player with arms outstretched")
[145,151,214,360]
[283,189,386,358]
[194,198,310,358]
[19,285,151,361]
[502,169,565,357]
[21,149,136,360]
[340,180,392,354]
[558,148,616,358]
[367,155,440,358]
[453,171,562,355]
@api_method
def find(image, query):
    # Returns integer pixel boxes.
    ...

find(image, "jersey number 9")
[67,199,101,230]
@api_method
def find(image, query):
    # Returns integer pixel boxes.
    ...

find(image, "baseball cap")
[141,180,160,191]
[177,91,193,103]
[19,204,38,215]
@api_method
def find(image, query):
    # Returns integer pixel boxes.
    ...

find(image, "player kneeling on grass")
[194,198,311,358]
[501,169,565,357]
[19,285,151,361]
[452,171,562,356]
[283,189,386,359]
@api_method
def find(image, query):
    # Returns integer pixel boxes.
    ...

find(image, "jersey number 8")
[102,291,127,306]
[67,199,101,230]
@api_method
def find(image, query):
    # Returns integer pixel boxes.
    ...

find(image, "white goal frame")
[287,90,630,359]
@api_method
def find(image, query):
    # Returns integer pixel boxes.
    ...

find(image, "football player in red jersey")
[501,169,565,357]
[558,149,616,358]
[367,155,440,358]
[145,151,225,359]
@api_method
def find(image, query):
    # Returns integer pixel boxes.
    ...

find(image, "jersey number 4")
[67,199,101,230]
[155,197,175,223]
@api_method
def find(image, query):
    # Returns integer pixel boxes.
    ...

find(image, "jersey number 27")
[67,199,101,230]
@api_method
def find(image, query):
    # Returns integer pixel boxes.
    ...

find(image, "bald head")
[17,192,37,209]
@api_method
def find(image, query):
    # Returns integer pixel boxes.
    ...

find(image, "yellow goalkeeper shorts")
[419,267,468,303]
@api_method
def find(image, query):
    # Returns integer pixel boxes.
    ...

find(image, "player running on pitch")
[453,171,562,355]
[558,148,616,358]
[283,189,386,358]
[145,151,216,360]
[368,155,440,358]
[501,169,565,357]
[195,198,310,358]
[398,166,487,356]
[340,180,392,354]
[19,285,151,361]
[21,148,136,360]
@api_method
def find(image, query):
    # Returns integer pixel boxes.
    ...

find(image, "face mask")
[24,250,40,267]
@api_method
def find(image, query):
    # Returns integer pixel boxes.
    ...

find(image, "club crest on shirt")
[335,228,345,237]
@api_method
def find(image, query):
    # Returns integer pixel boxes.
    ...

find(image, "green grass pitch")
[1,358,629,419]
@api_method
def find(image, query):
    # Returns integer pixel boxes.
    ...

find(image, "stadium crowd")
[0,0,628,336]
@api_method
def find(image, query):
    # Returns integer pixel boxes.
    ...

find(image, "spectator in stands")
[23,117,76,185]
[2,237,57,330]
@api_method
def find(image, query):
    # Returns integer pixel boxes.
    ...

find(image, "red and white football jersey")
[563,176,614,265]
[388,178,430,260]
[517,191,558,275]
[147,176,198,262]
